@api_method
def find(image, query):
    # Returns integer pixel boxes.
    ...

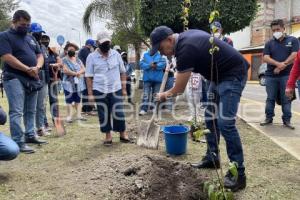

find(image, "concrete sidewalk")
[238,97,300,160]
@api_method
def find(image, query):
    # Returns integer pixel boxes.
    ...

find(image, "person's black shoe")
[19,144,35,154]
[25,136,48,145]
[283,121,295,130]
[120,137,134,144]
[191,157,220,169]
[224,171,246,192]
[103,140,113,146]
[260,118,273,126]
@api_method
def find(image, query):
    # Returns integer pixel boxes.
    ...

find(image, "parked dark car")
[258,63,267,86]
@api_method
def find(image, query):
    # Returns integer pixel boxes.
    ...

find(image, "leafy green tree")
[140,0,258,35]
[82,0,148,66]
[0,0,19,32]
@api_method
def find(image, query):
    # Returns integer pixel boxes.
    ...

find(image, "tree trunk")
[134,43,141,70]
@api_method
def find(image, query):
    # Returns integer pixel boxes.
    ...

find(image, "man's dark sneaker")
[25,136,48,145]
[191,157,220,169]
[224,171,246,192]
[19,144,35,154]
[283,121,295,130]
[260,118,273,126]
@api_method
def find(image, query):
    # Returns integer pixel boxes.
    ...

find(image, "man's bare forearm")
[284,52,297,66]
[1,54,30,72]
[86,77,93,95]
[121,73,127,90]
[263,55,279,66]
[166,71,191,97]
[36,54,44,69]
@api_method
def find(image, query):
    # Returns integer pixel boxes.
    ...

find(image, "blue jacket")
[140,51,166,83]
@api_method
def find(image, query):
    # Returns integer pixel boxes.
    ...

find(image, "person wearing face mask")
[0,10,45,154]
[41,35,63,128]
[30,23,51,139]
[261,19,299,129]
[78,39,97,115]
[210,21,233,47]
[85,31,132,146]
[62,43,86,123]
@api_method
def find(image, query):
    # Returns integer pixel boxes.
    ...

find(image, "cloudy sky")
[17,0,108,47]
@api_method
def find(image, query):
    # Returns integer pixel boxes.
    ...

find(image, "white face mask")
[273,31,283,40]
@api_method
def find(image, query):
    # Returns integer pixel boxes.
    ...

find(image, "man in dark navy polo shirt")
[152,26,249,192]
[0,10,45,154]
[261,19,299,129]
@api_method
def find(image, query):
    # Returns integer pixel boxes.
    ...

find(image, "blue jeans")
[36,84,48,129]
[205,77,247,175]
[93,89,126,133]
[265,76,291,122]
[0,133,19,161]
[4,79,38,145]
[201,79,209,104]
[140,81,161,112]
[164,76,175,110]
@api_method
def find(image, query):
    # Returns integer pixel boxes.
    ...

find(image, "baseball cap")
[211,21,222,30]
[30,23,45,33]
[121,51,127,56]
[97,31,111,44]
[150,26,174,56]
[85,39,95,46]
[113,45,121,51]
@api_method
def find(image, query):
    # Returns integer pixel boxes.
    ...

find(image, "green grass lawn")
[0,91,299,200]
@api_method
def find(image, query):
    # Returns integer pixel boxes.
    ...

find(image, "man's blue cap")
[85,39,96,47]
[150,26,174,56]
[30,23,45,33]
[211,21,222,30]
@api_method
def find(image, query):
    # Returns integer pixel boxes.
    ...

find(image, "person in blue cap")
[211,21,233,47]
[78,39,96,115]
[0,10,45,153]
[78,39,96,66]
[152,26,249,192]
[201,21,234,110]
[30,22,51,141]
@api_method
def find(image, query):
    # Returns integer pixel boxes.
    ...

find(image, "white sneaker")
[44,126,52,132]
[139,110,147,116]
[66,116,73,123]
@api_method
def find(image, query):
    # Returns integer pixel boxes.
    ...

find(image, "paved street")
[238,83,300,160]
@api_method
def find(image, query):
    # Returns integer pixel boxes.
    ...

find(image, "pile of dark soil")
[68,154,208,200]
[114,155,208,200]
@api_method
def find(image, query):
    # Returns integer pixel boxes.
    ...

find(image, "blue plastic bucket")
[162,125,189,155]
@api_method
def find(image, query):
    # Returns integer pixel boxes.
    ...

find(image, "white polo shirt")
[85,49,126,94]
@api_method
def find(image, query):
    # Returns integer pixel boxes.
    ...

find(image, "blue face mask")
[16,26,30,36]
